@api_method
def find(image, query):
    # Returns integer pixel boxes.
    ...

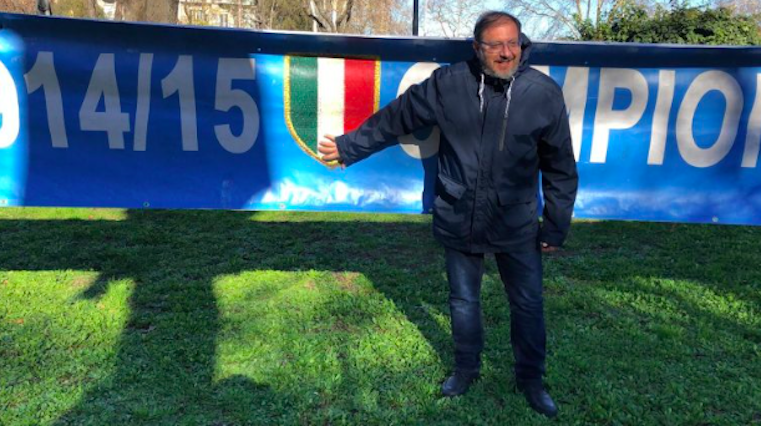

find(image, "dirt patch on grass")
[71,276,95,288]
[330,318,362,334]
[334,272,362,293]
[331,318,351,332]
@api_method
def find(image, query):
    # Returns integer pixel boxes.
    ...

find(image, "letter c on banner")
[0,60,20,148]
[397,62,440,159]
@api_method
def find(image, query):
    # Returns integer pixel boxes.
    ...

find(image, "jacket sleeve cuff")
[334,134,354,167]
[540,228,565,247]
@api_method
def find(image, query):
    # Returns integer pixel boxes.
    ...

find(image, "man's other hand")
[541,242,558,253]
[318,135,342,163]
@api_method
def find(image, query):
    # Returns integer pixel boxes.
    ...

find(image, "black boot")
[441,370,480,397]
[517,381,558,418]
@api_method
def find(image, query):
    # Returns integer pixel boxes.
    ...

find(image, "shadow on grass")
[0,213,759,424]
[0,210,454,424]
[555,221,761,343]
[538,221,761,424]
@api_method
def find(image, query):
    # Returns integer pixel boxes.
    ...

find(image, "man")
[318,11,577,418]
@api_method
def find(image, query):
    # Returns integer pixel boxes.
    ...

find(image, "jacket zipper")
[499,78,514,151]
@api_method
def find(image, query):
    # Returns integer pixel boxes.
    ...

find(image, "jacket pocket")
[488,190,538,244]
[433,174,470,239]
[436,173,466,204]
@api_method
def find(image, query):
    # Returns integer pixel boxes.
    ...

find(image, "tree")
[345,0,409,35]
[179,0,216,26]
[304,0,411,35]
[423,0,482,38]
[113,0,179,24]
[0,0,100,17]
[305,0,354,32]
[175,0,409,35]
[713,0,761,36]
[52,0,102,18]
[506,0,670,40]
[0,0,35,13]
[250,0,312,31]
[713,0,761,17]
[177,0,312,31]
[574,3,761,45]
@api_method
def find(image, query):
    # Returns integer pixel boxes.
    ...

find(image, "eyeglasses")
[479,40,521,52]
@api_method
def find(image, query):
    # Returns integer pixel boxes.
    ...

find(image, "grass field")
[0,207,759,425]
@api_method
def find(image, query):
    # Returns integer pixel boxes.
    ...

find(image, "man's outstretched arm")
[318,71,442,166]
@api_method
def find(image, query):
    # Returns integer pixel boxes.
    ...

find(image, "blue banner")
[1,13,760,224]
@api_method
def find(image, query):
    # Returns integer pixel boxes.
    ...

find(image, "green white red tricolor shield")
[284,56,381,167]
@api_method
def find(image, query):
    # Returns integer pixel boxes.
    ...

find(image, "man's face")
[473,20,522,80]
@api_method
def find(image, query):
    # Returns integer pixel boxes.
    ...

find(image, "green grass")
[0,208,759,425]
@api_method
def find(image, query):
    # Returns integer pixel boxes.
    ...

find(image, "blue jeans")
[445,247,546,383]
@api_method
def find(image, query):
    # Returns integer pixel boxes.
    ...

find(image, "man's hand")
[541,242,558,253]
[318,135,342,163]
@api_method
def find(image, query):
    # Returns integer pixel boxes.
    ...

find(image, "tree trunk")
[84,0,99,16]
[38,0,53,14]
[308,0,353,32]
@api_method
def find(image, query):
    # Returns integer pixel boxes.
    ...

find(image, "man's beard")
[478,51,518,80]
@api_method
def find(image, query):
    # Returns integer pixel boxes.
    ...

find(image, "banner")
[1,13,761,224]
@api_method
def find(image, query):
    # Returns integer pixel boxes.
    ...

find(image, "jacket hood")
[516,32,533,74]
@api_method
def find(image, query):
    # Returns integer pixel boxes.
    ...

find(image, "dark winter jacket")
[335,34,578,253]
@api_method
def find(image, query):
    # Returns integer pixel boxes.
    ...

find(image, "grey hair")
[473,11,522,42]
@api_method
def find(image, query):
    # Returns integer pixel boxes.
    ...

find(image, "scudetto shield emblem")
[284,56,381,167]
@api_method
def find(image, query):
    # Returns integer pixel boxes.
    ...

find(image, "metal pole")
[412,0,419,35]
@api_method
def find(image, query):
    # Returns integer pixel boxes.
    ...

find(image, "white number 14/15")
[4,52,261,153]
